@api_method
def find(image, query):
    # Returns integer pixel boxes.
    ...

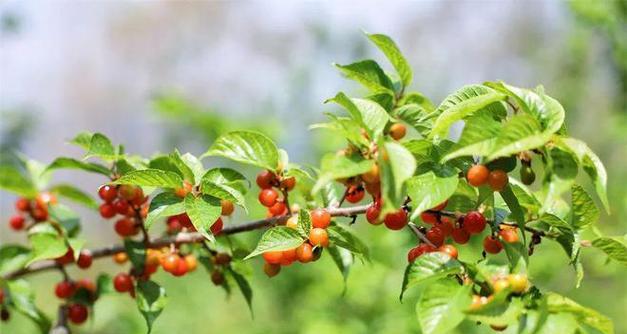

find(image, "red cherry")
[268,200,287,216]
[438,244,458,259]
[210,218,223,235]
[258,189,278,207]
[171,257,189,277]
[483,236,503,254]
[426,227,445,247]
[311,209,331,228]
[56,248,75,265]
[9,215,25,230]
[345,185,365,203]
[67,304,88,324]
[98,185,118,203]
[280,177,296,191]
[177,213,193,229]
[113,273,134,292]
[435,218,453,236]
[499,228,519,243]
[383,209,408,230]
[15,198,31,212]
[463,211,486,234]
[99,203,116,219]
[365,205,381,225]
[407,246,422,263]
[161,254,179,273]
[113,199,130,215]
[451,228,470,244]
[256,170,276,189]
[114,218,138,237]
[55,281,76,299]
[31,207,48,221]
[77,250,93,269]
[263,251,283,265]
[166,216,182,234]
[420,212,438,225]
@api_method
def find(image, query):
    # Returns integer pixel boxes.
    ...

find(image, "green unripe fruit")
[520,165,536,185]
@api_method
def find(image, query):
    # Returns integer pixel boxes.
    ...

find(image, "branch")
[3,204,370,280]
[49,305,70,334]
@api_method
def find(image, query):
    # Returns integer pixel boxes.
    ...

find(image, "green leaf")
[571,184,599,230]
[68,132,94,150]
[136,280,168,334]
[184,195,222,241]
[429,85,506,140]
[327,225,369,259]
[113,169,184,188]
[310,114,371,148]
[441,110,501,161]
[0,165,37,198]
[27,223,68,265]
[546,292,613,334]
[0,245,31,276]
[225,266,254,316]
[85,133,118,160]
[465,296,524,326]
[7,280,51,333]
[416,278,471,334]
[46,157,111,176]
[591,237,627,265]
[487,113,550,161]
[48,204,81,236]
[95,273,114,299]
[406,171,458,220]
[366,33,413,87]
[312,153,374,194]
[326,93,390,136]
[244,227,305,260]
[500,185,527,245]
[378,141,417,215]
[169,150,196,183]
[392,104,432,137]
[296,209,312,239]
[144,192,185,229]
[180,153,205,183]
[124,239,146,273]
[50,184,98,209]
[400,252,463,301]
[335,59,394,93]
[327,245,353,291]
[200,168,248,211]
[203,131,279,170]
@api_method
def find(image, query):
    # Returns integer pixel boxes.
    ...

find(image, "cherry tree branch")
[3,204,370,280]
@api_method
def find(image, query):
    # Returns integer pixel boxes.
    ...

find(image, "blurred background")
[0,1,625,333]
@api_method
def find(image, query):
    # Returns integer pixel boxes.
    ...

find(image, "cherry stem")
[408,222,435,247]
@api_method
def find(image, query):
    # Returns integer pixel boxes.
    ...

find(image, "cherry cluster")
[97,185,148,237]
[53,278,97,324]
[256,170,296,217]
[469,273,529,331]
[7,193,58,231]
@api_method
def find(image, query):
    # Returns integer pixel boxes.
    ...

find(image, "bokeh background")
[1,1,625,333]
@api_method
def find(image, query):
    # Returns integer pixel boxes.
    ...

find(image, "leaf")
[169,150,196,183]
[113,169,184,188]
[184,195,222,241]
[144,192,185,229]
[312,153,375,194]
[441,110,501,161]
[27,223,68,265]
[0,165,37,198]
[136,280,168,334]
[124,239,146,273]
[326,93,390,136]
[591,237,627,265]
[50,184,98,209]
[6,280,51,333]
[180,153,205,183]
[416,278,471,334]
[95,273,114,299]
[366,33,413,87]
[400,252,463,301]
[499,185,527,245]
[327,245,353,291]
[48,204,81,236]
[487,113,550,161]
[429,85,506,140]
[85,133,118,160]
[334,59,394,93]
[465,296,524,326]
[406,171,458,220]
[546,292,613,334]
[327,225,369,259]
[225,266,254,316]
[392,104,432,137]
[200,168,248,211]
[378,141,417,215]
[310,114,371,148]
[46,157,111,176]
[296,209,312,239]
[203,131,279,170]
[244,227,305,260]
[0,244,31,276]
[68,132,94,150]
[571,184,599,230]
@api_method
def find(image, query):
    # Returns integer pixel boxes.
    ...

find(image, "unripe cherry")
[384,209,408,230]
[389,123,407,140]
[184,255,198,272]
[499,228,519,243]
[488,170,509,192]
[508,274,528,293]
[467,164,490,187]
[113,252,128,264]
[174,181,193,198]
[214,253,232,265]
[296,243,314,263]
[309,228,329,247]
[285,216,298,229]
[162,254,180,273]
[211,271,224,285]
[171,257,189,277]
[361,164,380,184]
[437,244,458,259]
[221,200,234,216]
[263,251,283,265]
[311,209,331,229]
[463,211,486,234]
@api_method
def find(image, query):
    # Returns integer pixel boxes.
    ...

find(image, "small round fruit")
[214,253,232,265]
[280,176,296,191]
[77,250,93,269]
[437,244,458,259]
[174,181,193,198]
[407,246,422,263]
[35,192,57,208]
[520,165,536,185]
[483,236,503,254]
[114,218,138,237]
[262,251,283,265]
[256,170,276,189]
[345,185,365,203]
[221,200,234,216]
[258,189,278,207]
[76,279,96,295]
[285,215,298,229]
[68,304,88,324]
[488,170,509,192]
[118,185,138,201]
[146,249,161,267]
[56,249,75,265]
[162,254,180,273]
[492,279,510,293]
[499,228,519,243]
[281,248,298,265]
[389,123,407,140]
[451,228,470,244]
[98,185,118,203]
[15,198,31,212]
[55,281,76,299]
[99,203,116,219]
[113,252,128,264]
[463,211,486,234]
[211,271,225,285]
[31,207,48,221]
[296,243,314,263]
[508,274,528,293]
[184,255,198,272]
[426,228,445,247]
[420,212,438,225]
[268,200,287,216]
[112,199,130,216]
[210,218,223,235]
[171,258,189,277]
[384,209,408,230]
[311,209,331,229]
[467,165,490,187]
[9,215,25,230]
[365,205,381,225]
[309,228,329,247]
[435,218,453,236]
[470,295,491,310]
[487,156,517,173]
[361,164,380,184]
[263,263,281,278]
[113,273,133,293]
[364,181,381,196]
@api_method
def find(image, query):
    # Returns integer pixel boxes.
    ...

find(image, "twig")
[49,305,70,334]
[408,223,435,247]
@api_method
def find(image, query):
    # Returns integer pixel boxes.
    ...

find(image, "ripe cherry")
[407,246,422,263]
[31,207,48,221]
[281,248,298,266]
[483,236,503,254]
[15,198,31,212]
[77,250,93,269]
[118,185,138,201]
[211,271,224,285]
[99,203,116,219]
[309,228,329,247]
[9,215,25,230]
[361,164,380,184]
[162,254,180,273]
[384,209,408,230]
[426,228,445,247]
[451,228,470,244]
[258,189,278,207]
[76,279,96,295]
[171,257,189,277]
[280,176,296,191]
[389,123,407,140]
[345,185,365,203]
[420,212,438,225]
[296,243,314,263]
[437,244,458,259]
[435,218,454,236]
[262,251,283,265]
[113,199,130,216]
[68,304,88,324]
[114,218,138,237]
[467,165,490,187]
[113,273,133,293]
[210,218,223,235]
[98,185,118,203]
[488,170,509,192]
[263,263,281,277]
[166,216,182,234]
[365,205,381,225]
[55,281,76,299]
[463,211,486,234]
[499,228,519,243]
[56,249,75,265]
[0,289,4,304]
[311,209,331,229]
[221,200,234,216]
[268,200,287,216]
[256,170,276,189]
